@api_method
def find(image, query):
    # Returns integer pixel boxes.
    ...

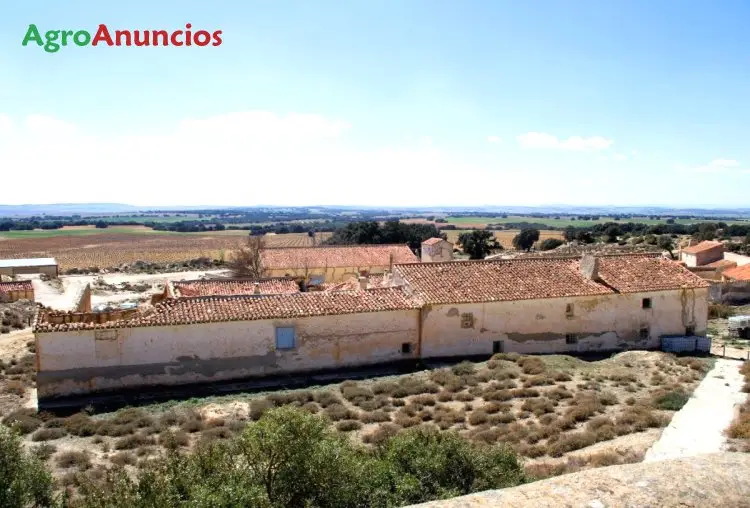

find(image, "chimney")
[253,282,261,295]
[358,276,368,290]
[580,254,600,281]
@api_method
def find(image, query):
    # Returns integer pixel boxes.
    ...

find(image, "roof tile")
[0,280,33,293]
[261,245,417,270]
[681,241,723,255]
[173,278,299,297]
[723,264,750,281]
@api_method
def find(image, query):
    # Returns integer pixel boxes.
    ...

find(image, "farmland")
[444,229,564,249]
[0,232,331,271]
[403,215,750,229]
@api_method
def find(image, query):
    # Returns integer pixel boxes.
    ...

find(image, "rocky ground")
[407,453,750,507]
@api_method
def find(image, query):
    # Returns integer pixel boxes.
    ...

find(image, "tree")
[0,425,56,508]
[94,221,108,229]
[458,230,501,259]
[230,236,265,278]
[658,235,675,259]
[695,223,717,241]
[511,228,540,252]
[539,238,564,251]
[214,223,226,231]
[604,224,621,243]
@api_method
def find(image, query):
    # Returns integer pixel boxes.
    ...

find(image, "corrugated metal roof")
[0,257,57,268]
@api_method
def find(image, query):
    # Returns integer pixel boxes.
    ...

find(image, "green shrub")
[652,390,689,411]
[0,425,56,507]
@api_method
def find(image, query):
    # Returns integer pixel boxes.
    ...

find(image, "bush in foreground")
[0,425,56,508]
[75,406,527,507]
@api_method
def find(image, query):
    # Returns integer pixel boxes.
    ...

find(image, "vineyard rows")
[0,232,331,271]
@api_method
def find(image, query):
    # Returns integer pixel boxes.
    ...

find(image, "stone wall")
[36,308,420,398]
[419,288,708,358]
[709,281,750,305]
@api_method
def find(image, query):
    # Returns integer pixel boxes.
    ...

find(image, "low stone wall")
[709,281,750,304]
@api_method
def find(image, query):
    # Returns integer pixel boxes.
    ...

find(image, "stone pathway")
[643,358,746,462]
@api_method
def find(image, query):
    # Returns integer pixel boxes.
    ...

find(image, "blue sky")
[1,1,749,207]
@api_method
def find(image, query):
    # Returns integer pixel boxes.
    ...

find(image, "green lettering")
[73,30,91,46]
[21,24,43,46]
[44,30,60,53]
[61,30,74,46]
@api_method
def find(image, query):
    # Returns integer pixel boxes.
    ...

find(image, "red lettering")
[115,30,132,46]
[212,30,223,46]
[91,24,114,46]
[193,30,210,46]
[185,23,192,46]
[170,30,183,46]
[133,30,150,47]
[152,30,168,46]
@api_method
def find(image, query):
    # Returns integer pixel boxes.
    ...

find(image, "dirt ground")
[25,269,230,310]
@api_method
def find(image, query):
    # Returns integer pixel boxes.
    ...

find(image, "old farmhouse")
[33,253,709,399]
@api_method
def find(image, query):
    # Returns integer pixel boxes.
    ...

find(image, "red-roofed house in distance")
[421,237,454,263]
[260,244,418,284]
[679,240,724,267]
[723,264,750,282]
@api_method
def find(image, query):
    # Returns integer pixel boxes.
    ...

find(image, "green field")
[445,215,749,228]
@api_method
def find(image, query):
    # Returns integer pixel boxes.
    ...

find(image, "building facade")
[421,237,454,263]
[680,241,724,267]
[0,258,58,278]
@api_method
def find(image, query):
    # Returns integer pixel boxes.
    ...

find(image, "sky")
[1,1,750,208]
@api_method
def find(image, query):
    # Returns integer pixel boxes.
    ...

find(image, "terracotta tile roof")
[596,255,711,293]
[0,280,33,293]
[172,278,299,297]
[681,241,723,254]
[261,244,417,270]
[422,237,446,246]
[393,254,709,304]
[723,264,750,281]
[702,259,737,270]
[35,288,420,332]
[318,279,361,292]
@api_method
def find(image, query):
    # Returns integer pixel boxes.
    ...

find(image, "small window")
[401,343,412,354]
[275,326,296,350]
[460,313,474,329]
[565,334,578,344]
[492,340,503,354]
[565,303,574,318]
[639,327,649,340]
[642,298,652,309]
[685,326,695,336]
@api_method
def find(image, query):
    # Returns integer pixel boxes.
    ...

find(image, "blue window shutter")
[275,327,296,349]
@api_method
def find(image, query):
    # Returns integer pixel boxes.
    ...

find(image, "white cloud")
[486,135,501,144]
[516,132,613,151]
[686,158,743,173]
[0,112,493,207]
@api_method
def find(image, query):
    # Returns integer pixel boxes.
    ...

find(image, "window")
[565,303,574,318]
[493,340,503,354]
[460,313,474,329]
[685,326,695,336]
[642,298,652,309]
[565,334,578,344]
[639,327,649,340]
[401,343,412,354]
[275,326,296,350]
[309,275,324,285]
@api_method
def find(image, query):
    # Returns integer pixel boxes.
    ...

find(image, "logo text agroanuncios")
[22,23,223,53]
